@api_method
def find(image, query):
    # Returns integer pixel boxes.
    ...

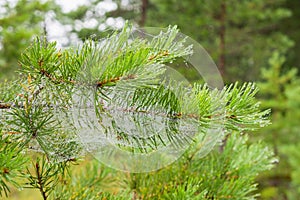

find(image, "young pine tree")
[0,24,275,199]
[257,52,300,199]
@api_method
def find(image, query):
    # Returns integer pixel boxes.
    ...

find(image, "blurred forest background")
[1,0,300,199]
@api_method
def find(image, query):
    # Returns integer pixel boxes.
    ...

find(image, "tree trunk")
[219,0,226,76]
[139,0,148,26]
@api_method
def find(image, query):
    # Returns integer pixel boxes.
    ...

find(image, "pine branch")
[0,132,29,197]
[0,22,275,199]
[25,156,71,200]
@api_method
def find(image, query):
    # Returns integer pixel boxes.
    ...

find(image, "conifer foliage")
[0,24,275,199]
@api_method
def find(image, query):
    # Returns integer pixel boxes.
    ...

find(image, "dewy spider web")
[71,26,225,173]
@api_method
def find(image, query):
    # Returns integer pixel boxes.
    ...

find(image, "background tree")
[279,0,300,71]
[257,52,300,199]
[141,0,294,82]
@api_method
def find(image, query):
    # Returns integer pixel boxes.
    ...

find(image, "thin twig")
[35,162,48,200]
[40,68,136,89]
[0,103,11,109]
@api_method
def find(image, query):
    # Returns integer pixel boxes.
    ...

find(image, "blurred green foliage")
[0,0,58,79]
[257,52,300,199]
[143,0,294,82]
[280,0,300,69]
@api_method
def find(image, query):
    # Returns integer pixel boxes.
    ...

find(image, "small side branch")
[40,68,136,89]
[96,74,136,88]
[35,162,48,200]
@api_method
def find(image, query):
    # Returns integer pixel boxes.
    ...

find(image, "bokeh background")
[1,0,300,199]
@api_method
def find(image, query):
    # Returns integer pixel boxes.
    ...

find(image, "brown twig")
[35,162,48,200]
[40,67,136,89]
[0,103,11,109]
[3,131,22,135]
[96,74,136,88]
